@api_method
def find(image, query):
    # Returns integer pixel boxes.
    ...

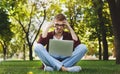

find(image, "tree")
[9,0,46,60]
[92,0,109,60]
[107,0,120,64]
[0,8,13,60]
[10,26,27,60]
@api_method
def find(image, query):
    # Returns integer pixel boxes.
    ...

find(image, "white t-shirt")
[53,35,63,40]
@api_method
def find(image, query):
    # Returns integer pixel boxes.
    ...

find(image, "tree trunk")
[29,44,33,60]
[107,0,120,64]
[3,47,7,60]
[98,0,108,60]
[102,31,108,60]
[23,43,26,60]
[98,34,102,60]
[0,41,7,61]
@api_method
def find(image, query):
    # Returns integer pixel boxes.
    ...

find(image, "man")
[34,13,87,72]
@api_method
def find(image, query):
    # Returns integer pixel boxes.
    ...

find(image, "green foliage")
[0,0,115,59]
[45,1,62,21]
[0,6,14,59]
[0,8,13,42]
[0,8,12,40]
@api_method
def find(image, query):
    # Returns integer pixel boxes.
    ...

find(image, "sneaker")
[44,66,54,71]
[67,66,82,72]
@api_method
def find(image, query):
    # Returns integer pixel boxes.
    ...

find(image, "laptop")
[49,39,73,56]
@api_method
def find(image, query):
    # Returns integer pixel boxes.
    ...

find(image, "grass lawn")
[0,60,120,74]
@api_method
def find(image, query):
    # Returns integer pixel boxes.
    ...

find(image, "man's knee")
[80,44,87,51]
[34,43,43,53]
[77,44,88,53]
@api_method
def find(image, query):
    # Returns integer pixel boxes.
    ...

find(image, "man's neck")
[54,30,63,36]
[54,32,63,39]
[56,32,62,36]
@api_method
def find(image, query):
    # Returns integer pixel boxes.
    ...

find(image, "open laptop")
[49,39,73,56]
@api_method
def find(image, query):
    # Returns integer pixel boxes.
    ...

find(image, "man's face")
[54,20,65,34]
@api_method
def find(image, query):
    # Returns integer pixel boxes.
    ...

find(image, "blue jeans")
[34,43,87,71]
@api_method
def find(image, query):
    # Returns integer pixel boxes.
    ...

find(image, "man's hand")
[63,20,78,41]
[42,20,54,38]
[63,20,71,30]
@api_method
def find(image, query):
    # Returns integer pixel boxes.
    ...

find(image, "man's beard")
[55,29,63,34]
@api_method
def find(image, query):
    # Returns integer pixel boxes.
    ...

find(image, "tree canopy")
[0,0,120,64]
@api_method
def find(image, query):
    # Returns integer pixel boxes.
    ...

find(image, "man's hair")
[54,13,66,21]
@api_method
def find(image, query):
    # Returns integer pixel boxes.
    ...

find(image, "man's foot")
[44,66,54,71]
[67,66,82,72]
[61,66,81,72]
[61,66,68,71]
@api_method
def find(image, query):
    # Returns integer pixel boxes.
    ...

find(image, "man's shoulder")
[47,31,70,36]
[47,31,54,36]
[48,31,54,34]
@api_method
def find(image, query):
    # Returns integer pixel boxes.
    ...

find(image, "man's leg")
[34,43,63,71]
[62,44,87,67]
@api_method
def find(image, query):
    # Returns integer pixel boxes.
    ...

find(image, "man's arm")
[42,22,54,38]
[65,21,78,41]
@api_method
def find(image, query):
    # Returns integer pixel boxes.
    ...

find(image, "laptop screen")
[49,39,73,56]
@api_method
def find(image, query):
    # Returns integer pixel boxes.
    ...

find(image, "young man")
[34,13,87,72]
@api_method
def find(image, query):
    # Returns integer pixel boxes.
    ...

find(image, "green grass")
[0,60,120,74]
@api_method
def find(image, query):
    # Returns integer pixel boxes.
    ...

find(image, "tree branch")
[27,4,34,34]
[14,17,27,34]
[32,9,46,45]
[0,40,4,47]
